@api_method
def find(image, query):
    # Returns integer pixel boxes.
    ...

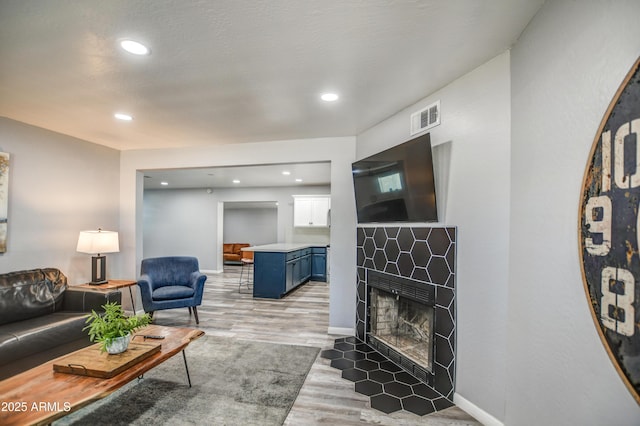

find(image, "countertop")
[242,243,328,253]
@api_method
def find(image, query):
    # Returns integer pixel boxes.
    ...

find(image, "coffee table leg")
[182,350,192,388]
[130,352,190,387]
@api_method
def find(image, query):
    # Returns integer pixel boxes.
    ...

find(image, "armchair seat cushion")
[153,285,195,301]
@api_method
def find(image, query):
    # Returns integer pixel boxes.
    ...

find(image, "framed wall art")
[579,57,640,404]
[0,152,8,253]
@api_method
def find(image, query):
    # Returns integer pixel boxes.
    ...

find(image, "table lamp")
[77,228,119,285]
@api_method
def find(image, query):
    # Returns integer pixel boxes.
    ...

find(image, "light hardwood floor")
[150,266,481,425]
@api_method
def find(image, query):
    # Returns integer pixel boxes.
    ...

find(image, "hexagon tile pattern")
[355,226,457,409]
[321,336,453,415]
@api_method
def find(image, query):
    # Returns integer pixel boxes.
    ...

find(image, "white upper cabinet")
[293,195,331,227]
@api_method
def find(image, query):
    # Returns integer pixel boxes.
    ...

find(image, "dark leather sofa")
[0,268,120,379]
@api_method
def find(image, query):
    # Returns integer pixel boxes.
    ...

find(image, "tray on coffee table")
[53,341,161,378]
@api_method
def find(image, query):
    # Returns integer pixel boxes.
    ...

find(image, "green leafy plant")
[84,302,152,352]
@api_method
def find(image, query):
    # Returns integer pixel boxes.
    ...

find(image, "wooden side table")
[75,279,139,313]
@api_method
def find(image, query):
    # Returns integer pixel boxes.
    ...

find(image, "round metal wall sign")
[579,57,640,404]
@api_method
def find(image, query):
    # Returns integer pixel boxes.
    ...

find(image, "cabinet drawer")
[311,247,326,254]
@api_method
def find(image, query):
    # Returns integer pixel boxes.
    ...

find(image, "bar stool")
[238,250,254,293]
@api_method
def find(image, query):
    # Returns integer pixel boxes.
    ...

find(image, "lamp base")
[90,255,107,285]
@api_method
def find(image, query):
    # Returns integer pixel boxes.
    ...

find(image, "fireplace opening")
[369,287,434,373]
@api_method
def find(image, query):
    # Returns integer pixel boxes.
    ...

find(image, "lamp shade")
[77,230,119,254]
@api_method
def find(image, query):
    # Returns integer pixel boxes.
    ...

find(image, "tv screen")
[352,133,438,223]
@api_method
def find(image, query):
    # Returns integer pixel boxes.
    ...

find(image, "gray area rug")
[54,336,320,426]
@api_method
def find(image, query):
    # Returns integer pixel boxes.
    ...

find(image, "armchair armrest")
[62,287,122,312]
[137,274,155,312]
[189,271,207,305]
[188,271,206,288]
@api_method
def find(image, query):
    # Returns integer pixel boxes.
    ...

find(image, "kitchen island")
[242,243,327,299]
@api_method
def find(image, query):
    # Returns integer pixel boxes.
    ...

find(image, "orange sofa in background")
[223,243,250,264]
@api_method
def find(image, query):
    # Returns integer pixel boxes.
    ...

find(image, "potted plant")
[84,302,152,354]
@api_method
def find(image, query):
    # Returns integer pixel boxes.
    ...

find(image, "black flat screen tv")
[352,133,438,223]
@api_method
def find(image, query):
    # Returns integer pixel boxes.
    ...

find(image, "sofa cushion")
[0,312,88,365]
[233,243,250,253]
[0,268,67,326]
[152,285,195,301]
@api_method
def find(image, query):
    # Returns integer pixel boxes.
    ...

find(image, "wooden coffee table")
[0,325,203,426]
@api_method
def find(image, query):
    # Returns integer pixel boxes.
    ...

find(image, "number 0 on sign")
[579,57,640,404]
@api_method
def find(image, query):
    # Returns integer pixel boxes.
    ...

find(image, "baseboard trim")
[453,393,503,426]
[327,326,355,336]
[202,269,223,274]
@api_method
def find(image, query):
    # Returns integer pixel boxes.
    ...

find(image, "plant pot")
[106,333,131,354]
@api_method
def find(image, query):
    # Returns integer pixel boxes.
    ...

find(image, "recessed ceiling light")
[282,171,291,175]
[321,93,339,102]
[114,113,133,121]
[160,182,168,186]
[120,40,150,55]
[295,178,303,182]
[232,179,240,184]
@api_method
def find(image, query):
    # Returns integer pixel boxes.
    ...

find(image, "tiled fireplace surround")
[322,226,456,415]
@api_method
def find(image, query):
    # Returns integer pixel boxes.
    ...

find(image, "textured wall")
[224,208,277,246]
[356,53,511,420]
[0,118,120,284]
[509,1,640,424]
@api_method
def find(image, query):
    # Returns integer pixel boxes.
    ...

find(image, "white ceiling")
[0,0,542,153]
[143,162,331,189]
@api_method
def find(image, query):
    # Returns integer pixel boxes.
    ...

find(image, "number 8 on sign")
[601,267,635,336]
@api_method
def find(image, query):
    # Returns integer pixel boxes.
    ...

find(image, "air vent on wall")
[410,100,440,136]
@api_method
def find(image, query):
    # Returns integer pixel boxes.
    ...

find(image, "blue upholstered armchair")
[137,257,207,324]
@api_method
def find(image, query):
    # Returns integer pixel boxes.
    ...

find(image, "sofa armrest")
[62,287,122,312]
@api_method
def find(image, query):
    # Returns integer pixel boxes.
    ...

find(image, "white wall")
[142,185,330,271]
[143,189,217,267]
[212,185,330,246]
[357,53,511,421]
[224,208,277,245]
[508,1,640,425]
[0,118,120,284]
[120,137,356,328]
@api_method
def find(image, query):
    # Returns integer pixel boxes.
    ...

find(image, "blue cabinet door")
[311,250,327,282]
[299,254,311,283]
[254,252,287,298]
[285,260,295,293]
